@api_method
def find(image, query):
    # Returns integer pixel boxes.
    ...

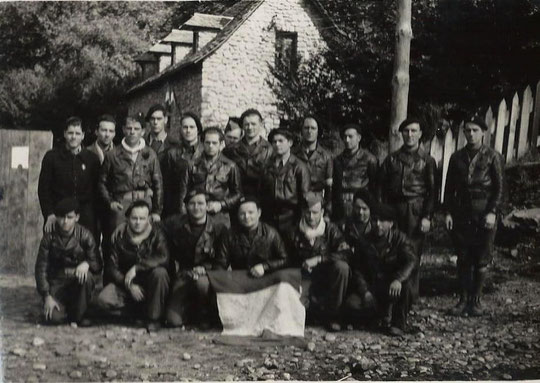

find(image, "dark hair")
[398,118,422,132]
[97,114,116,127]
[240,108,263,125]
[465,116,488,131]
[238,195,261,210]
[65,116,83,131]
[184,187,208,204]
[146,104,167,121]
[203,127,225,142]
[180,112,203,135]
[125,199,151,218]
[125,116,144,128]
[225,117,242,133]
[340,123,362,139]
[268,127,294,143]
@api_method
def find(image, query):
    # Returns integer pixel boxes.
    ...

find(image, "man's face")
[181,117,199,144]
[203,132,224,157]
[343,128,361,151]
[186,194,207,221]
[128,206,150,234]
[464,122,485,146]
[401,123,422,149]
[303,202,323,228]
[57,211,79,233]
[96,121,116,147]
[238,202,261,230]
[353,198,371,224]
[123,120,143,146]
[302,118,318,144]
[271,134,292,156]
[243,114,262,140]
[374,218,393,237]
[64,124,84,150]
[149,110,167,135]
[225,127,243,147]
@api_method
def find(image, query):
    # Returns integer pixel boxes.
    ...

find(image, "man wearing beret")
[187,127,243,228]
[35,198,101,326]
[163,188,227,328]
[292,116,334,213]
[378,118,437,302]
[38,116,101,240]
[444,117,504,317]
[260,127,311,235]
[346,203,417,336]
[287,192,351,331]
[332,123,378,222]
[97,200,170,332]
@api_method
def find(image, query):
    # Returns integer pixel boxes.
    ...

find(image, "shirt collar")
[150,130,167,143]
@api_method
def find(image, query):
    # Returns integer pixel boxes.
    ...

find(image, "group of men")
[35,104,504,336]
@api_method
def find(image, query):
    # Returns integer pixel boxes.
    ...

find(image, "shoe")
[326,321,342,332]
[386,326,405,337]
[146,321,161,332]
[447,297,468,316]
[467,297,484,317]
[77,318,93,327]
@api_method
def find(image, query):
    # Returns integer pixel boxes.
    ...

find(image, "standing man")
[223,109,273,196]
[224,117,243,147]
[287,193,351,331]
[163,112,204,216]
[163,188,227,327]
[444,118,504,317]
[35,198,101,326]
[260,128,311,234]
[97,200,170,331]
[87,114,116,164]
[188,127,242,227]
[293,116,333,213]
[378,118,436,302]
[332,124,378,222]
[38,116,101,239]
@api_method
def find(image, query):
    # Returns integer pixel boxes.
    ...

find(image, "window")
[275,31,298,75]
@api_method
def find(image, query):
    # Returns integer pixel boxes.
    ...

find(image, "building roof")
[162,29,194,45]
[182,13,234,31]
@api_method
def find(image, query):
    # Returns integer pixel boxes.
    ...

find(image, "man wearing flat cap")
[444,117,504,317]
[332,123,378,222]
[287,192,351,332]
[378,118,437,303]
[259,128,311,235]
[35,197,101,326]
[163,188,227,328]
[346,203,417,336]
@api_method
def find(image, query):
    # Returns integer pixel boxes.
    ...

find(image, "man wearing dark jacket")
[97,200,170,331]
[287,193,351,331]
[38,116,101,239]
[35,198,101,326]
[444,118,504,317]
[346,203,417,336]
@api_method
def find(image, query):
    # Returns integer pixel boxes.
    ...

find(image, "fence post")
[494,99,508,157]
[531,80,540,148]
[440,128,455,203]
[517,86,533,158]
[484,106,495,147]
[506,92,520,163]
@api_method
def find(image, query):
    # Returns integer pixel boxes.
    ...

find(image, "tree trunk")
[389,0,413,152]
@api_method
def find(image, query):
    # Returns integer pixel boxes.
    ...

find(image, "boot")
[447,294,468,316]
[468,267,487,317]
[467,296,484,317]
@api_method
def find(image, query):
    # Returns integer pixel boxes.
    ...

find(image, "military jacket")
[98,145,163,214]
[287,222,350,267]
[188,154,243,210]
[216,222,288,272]
[379,146,437,218]
[341,218,371,250]
[35,223,101,297]
[223,137,273,195]
[292,144,333,193]
[107,225,169,285]
[444,145,504,222]
[351,227,416,296]
[333,147,378,194]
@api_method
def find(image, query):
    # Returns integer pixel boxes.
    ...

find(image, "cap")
[268,127,294,142]
[54,197,79,216]
[238,195,261,209]
[371,203,396,222]
[340,123,362,138]
[302,192,324,209]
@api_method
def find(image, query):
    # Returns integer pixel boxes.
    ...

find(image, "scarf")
[121,138,146,154]
[126,223,153,246]
[299,217,326,246]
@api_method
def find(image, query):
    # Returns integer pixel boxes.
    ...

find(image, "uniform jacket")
[341,218,371,250]
[287,222,350,267]
[350,227,416,296]
[35,223,101,298]
[333,147,378,195]
[107,224,169,285]
[379,145,437,218]
[292,144,333,193]
[223,137,273,195]
[38,146,101,218]
[144,132,180,165]
[86,141,114,164]
[162,214,226,275]
[98,145,163,214]
[216,222,288,272]
[443,145,504,222]
[188,154,243,211]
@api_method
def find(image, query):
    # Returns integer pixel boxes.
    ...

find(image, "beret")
[465,116,488,131]
[184,187,208,204]
[398,118,422,132]
[238,195,261,209]
[353,189,374,209]
[371,203,396,221]
[54,197,79,216]
[268,128,294,142]
[340,123,362,138]
[302,192,324,209]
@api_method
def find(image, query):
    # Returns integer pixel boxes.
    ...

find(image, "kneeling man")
[97,200,169,331]
[35,198,100,326]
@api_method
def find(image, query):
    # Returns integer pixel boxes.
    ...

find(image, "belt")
[116,190,149,202]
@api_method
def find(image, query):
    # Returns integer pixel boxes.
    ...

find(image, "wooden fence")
[425,80,540,202]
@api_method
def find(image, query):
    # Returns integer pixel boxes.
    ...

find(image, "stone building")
[125,0,342,138]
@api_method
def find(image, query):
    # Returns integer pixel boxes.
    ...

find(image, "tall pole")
[389,0,413,152]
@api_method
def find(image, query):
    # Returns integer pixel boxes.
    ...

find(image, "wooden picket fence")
[424,80,540,202]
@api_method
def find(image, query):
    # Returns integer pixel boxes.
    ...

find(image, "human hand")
[484,212,496,230]
[151,213,161,223]
[44,215,56,233]
[389,280,402,298]
[75,261,89,284]
[363,291,376,308]
[111,201,123,212]
[207,201,222,214]
[249,263,265,278]
[445,214,453,231]
[43,295,60,320]
[129,284,145,302]
[124,265,137,288]
[420,218,431,233]
[302,256,321,273]
[192,266,207,279]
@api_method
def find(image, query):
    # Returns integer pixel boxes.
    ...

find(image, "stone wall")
[201,0,327,133]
